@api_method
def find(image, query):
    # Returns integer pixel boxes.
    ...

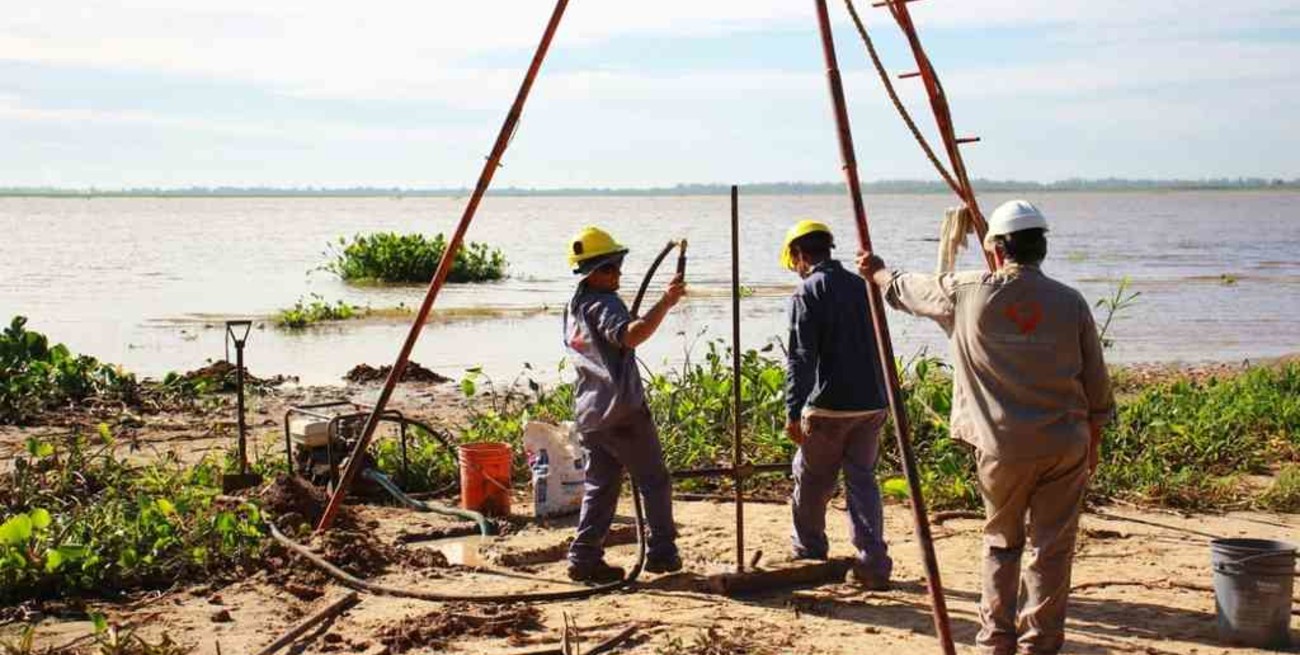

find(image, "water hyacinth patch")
[324,232,506,284]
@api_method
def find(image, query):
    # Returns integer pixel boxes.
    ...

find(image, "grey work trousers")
[568,410,678,566]
[975,445,1089,655]
[790,411,892,575]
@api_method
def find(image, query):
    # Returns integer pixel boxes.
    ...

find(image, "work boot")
[567,560,625,584]
[789,549,828,562]
[848,561,892,591]
[644,553,683,574]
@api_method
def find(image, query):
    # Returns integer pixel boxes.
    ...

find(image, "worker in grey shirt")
[859,200,1114,655]
[563,226,685,583]
[781,220,893,589]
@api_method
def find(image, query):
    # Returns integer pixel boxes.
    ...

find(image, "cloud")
[2,1,1296,186]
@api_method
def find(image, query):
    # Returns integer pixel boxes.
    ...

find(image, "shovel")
[222,320,263,492]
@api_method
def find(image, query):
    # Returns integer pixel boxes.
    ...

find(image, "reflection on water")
[2,191,1299,385]
[428,535,486,567]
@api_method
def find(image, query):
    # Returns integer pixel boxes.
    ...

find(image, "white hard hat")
[984,200,1049,246]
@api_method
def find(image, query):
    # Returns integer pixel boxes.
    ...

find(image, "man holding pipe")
[858,200,1114,655]
[781,220,894,590]
[563,226,686,584]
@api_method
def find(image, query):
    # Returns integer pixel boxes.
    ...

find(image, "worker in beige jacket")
[858,200,1114,655]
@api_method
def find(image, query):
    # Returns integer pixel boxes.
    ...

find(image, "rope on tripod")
[843,0,961,198]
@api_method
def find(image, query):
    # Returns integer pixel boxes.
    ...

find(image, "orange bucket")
[459,442,513,517]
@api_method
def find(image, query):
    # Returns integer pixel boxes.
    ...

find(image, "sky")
[3,1,1298,189]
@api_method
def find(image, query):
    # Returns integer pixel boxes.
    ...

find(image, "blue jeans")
[568,410,678,565]
[791,411,892,576]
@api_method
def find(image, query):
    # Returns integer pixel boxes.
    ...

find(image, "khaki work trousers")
[975,445,1089,655]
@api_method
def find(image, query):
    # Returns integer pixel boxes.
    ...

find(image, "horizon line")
[2,176,1297,197]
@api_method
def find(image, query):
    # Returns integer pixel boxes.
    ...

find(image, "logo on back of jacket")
[1004,300,1044,335]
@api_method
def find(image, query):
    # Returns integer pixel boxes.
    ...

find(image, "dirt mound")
[180,360,291,391]
[344,361,450,384]
[260,477,450,581]
[376,603,543,653]
[261,475,353,531]
[314,529,397,578]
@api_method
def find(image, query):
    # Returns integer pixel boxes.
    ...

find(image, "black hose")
[267,484,645,603]
[630,240,687,318]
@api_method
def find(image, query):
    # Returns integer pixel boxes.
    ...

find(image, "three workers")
[562,201,1111,654]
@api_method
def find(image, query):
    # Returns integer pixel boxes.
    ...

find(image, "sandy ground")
[0,380,473,471]
[16,491,1298,655]
[4,375,1298,654]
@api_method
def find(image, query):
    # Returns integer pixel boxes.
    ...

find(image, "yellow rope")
[936,206,975,274]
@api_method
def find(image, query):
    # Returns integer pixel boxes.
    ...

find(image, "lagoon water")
[2,191,1298,386]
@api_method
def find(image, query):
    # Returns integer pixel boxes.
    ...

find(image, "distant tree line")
[2,178,1296,198]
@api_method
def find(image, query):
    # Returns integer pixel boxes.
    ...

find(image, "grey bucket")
[1211,537,1297,650]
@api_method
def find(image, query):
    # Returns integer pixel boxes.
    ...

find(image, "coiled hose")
[266,244,686,602]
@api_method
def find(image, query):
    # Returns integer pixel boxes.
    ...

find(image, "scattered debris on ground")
[375,603,543,653]
[657,625,790,655]
[344,361,450,384]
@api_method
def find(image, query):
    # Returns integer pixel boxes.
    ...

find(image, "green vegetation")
[275,294,362,329]
[1,317,266,425]
[374,424,459,495]
[1,316,138,425]
[324,232,506,284]
[1258,464,1300,512]
[1101,365,1300,509]
[1094,277,1141,350]
[0,431,265,603]
[445,342,1300,511]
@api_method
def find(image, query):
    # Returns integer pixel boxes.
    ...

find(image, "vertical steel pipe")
[317,0,572,531]
[730,185,745,573]
[811,1,956,652]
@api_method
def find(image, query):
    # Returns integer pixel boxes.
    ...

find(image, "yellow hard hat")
[567,225,629,274]
[780,220,833,271]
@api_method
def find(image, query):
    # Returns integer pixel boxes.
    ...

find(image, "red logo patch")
[1004,301,1044,335]
[567,324,586,350]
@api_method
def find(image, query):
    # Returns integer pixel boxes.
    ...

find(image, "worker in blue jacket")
[781,220,893,589]
[563,226,686,583]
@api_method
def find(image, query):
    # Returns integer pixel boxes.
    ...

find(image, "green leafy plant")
[1095,277,1141,349]
[0,316,139,424]
[0,430,265,603]
[323,232,506,284]
[275,294,363,329]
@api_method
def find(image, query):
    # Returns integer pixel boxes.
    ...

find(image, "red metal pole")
[881,0,992,250]
[811,2,957,653]
[316,0,572,531]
